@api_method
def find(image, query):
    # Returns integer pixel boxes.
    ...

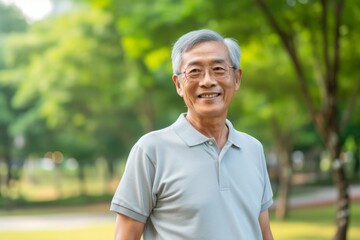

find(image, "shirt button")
[208,141,213,145]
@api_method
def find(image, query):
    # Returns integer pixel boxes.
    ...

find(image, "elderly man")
[110,29,274,240]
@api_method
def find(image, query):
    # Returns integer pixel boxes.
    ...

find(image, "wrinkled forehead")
[181,41,231,68]
[185,59,228,69]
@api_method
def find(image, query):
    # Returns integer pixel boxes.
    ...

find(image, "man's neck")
[185,114,229,150]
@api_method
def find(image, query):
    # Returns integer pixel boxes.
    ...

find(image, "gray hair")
[171,29,241,75]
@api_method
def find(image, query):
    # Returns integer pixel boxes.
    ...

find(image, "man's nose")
[200,69,216,86]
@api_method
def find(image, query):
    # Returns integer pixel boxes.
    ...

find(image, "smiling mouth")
[198,93,220,98]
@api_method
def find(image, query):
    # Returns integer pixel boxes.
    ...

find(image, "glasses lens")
[186,67,202,80]
[212,66,228,78]
[185,65,230,81]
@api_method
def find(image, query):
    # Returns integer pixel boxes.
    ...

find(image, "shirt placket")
[218,142,232,191]
[205,139,231,191]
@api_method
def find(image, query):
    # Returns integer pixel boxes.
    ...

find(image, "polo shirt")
[110,113,273,240]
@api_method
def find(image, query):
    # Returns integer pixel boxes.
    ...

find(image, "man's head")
[171,29,241,76]
[171,29,242,121]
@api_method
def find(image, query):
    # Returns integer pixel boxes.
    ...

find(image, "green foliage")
[0,0,359,203]
[0,3,27,34]
[0,2,28,162]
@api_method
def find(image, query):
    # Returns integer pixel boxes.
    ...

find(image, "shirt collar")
[225,118,241,149]
[172,113,241,148]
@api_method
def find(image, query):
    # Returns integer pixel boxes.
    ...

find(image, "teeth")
[200,93,218,98]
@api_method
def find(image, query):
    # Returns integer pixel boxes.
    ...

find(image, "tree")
[0,2,28,199]
[3,7,133,194]
[254,0,360,238]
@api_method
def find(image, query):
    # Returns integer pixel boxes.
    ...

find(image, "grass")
[0,202,359,240]
[270,202,360,240]
[0,224,114,240]
[0,202,115,240]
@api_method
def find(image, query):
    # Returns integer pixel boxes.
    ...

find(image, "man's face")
[172,41,242,120]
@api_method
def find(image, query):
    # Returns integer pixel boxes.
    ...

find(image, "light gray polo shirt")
[111,114,273,240]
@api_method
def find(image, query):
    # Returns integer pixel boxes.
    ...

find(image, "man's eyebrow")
[186,61,202,67]
[186,59,227,67]
[212,59,226,64]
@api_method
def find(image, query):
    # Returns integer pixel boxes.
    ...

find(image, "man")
[111,29,274,240]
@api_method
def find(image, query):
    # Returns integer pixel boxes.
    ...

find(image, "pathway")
[0,184,360,231]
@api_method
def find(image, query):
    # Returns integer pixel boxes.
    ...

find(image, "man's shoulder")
[235,130,260,142]
[226,119,262,148]
[232,129,263,148]
[137,125,174,146]
[136,115,186,147]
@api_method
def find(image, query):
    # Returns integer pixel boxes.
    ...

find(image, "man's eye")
[213,67,226,73]
[188,68,202,74]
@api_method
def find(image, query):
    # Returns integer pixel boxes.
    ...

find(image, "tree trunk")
[0,162,2,198]
[3,131,12,197]
[270,116,292,220]
[54,165,63,198]
[105,156,117,193]
[328,132,350,240]
[77,165,87,195]
[333,162,350,240]
[353,138,360,178]
[275,144,291,220]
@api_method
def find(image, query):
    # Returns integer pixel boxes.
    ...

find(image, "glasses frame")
[178,65,237,82]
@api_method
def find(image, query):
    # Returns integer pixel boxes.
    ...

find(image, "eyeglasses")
[178,64,236,82]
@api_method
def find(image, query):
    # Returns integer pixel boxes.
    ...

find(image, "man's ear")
[172,74,183,97]
[234,68,242,91]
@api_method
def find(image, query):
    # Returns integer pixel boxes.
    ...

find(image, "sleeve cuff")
[110,203,148,223]
[261,198,274,212]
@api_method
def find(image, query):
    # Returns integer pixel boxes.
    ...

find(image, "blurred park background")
[0,0,359,239]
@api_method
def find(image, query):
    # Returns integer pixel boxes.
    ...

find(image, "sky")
[1,0,53,21]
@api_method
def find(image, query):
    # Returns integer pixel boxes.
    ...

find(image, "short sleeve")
[110,143,156,223]
[259,144,274,212]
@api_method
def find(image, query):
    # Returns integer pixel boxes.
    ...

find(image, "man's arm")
[114,213,145,240]
[259,210,274,240]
